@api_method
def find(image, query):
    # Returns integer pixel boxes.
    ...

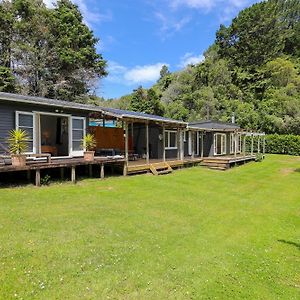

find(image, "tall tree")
[48,0,107,101]
[0,0,107,101]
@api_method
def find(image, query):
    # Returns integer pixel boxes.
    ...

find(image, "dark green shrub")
[265,134,300,156]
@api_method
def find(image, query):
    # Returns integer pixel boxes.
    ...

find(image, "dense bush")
[266,134,300,156]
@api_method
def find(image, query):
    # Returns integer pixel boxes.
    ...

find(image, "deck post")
[201,131,204,158]
[258,135,261,154]
[191,131,195,159]
[180,129,184,161]
[251,133,254,156]
[162,125,166,162]
[123,162,127,176]
[146,122,149,164]
[262,135,266,156]
[35,169,41,187]
[124,121,129,175]
[243,134,246,157]
[234,131,237,158]
[71,166,76,183]
[177,128,180,160]
[100,163,105,179]
[27,170,31,182]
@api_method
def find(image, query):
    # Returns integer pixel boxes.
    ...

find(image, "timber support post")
[35,169,40,187]
[146,122,149,164]
[251,133,254,156]
[71,166,76,183]
[234,131,237,158]
[124,121,129,176]
[177,128,180,160]
[162,125,166,162]
[100,163,105,179]
[180,129,184,161]
[243,134,246,157]
[191,131,195,160]
[201,131,204,158]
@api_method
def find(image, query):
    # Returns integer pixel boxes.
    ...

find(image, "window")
[165,130,177,150]
[214,133,226,155]
[16,111,35,153]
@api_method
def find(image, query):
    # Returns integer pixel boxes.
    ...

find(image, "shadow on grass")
[294,168,300,173]
[278,239,300,250]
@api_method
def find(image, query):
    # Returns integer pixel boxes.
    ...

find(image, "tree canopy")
[0,0,107,101]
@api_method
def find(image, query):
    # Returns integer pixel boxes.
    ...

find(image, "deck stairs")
[149,162,173,175]
[201,158,229,170]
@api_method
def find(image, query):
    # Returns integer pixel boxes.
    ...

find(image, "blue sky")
[44,0,260,99]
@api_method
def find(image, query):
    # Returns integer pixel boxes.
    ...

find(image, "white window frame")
[165,130,177,150]
[214,133,227,156]
[15,111,36,154]
[70,116,86,156]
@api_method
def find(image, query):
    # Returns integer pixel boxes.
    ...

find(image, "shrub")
[265,134,300,156]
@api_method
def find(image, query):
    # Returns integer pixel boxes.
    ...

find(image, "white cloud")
[171,0,215,10]
[125,63,167,84]
[43,0,55,8]
[154,11,191,39]
[107,61,168,85]
[179,52,204,67]
[171,0,249,10]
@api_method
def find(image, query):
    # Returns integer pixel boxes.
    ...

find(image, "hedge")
[265,134,300,156]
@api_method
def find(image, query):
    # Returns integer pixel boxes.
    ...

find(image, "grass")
[0,154,299,299]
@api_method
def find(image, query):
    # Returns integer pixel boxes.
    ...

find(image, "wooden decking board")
[0,157,125,173]
[201,155,256,170]
[127,157,202,174]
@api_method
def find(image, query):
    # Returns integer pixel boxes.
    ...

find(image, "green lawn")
[0,155,299,299]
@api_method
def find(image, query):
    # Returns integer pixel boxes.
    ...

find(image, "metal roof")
[0,92,186,125]
[0,92,101,112]
[100,107,187,125]
[188,120,240,131]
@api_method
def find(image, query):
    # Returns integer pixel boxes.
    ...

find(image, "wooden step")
[150,162,173,175]
[207,166,227,170]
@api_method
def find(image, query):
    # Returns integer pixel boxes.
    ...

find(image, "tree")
[0,0,107,101]
[128,86,164,115]
[0,66,17,92]
[47,0,107,101]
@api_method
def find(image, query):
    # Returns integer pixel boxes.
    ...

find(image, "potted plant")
[7,129,29,167]
[82,133,96,161]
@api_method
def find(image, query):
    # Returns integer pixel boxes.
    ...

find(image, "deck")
[0,156,126,186]
[127,157,203,175]
[201,155,257,170]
